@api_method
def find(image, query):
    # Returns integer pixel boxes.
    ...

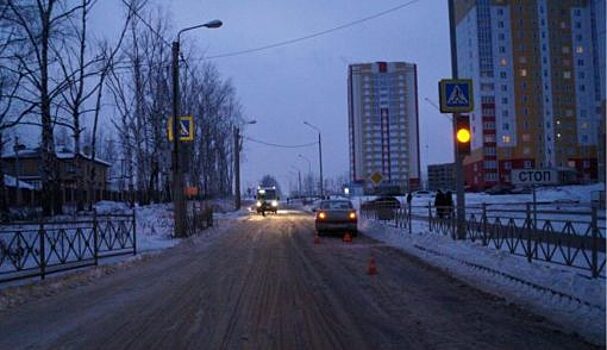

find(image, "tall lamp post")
[298,154,312,196]
[234,120,257,210]
[303,121,324,198]
[172,19,222,238]
[290,165,302,198]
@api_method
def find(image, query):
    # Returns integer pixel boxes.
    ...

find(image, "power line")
[245,136,317,149]
[204,0,422,60]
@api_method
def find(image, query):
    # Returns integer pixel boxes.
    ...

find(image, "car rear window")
[320,201,352,209]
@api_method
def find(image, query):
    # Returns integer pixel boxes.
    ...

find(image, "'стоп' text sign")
[511,169,558,185]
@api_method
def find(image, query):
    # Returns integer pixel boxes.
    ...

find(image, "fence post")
[408,203,412,235]
[428,201,432,232]
[39,222,45,280]
[481,202,487,246]
[525,203,532,263]
[132,209,137,255]
[93,209,99,265]
[591,205,598,278]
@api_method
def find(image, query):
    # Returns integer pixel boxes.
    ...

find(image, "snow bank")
[360,219,606,345]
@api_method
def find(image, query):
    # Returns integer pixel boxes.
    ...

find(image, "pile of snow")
[360,218,606,345]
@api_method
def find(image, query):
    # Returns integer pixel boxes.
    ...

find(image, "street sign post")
[511,169,558,186]
[511,169,559,229]
[439,79,473,113]
[168,116,195,142]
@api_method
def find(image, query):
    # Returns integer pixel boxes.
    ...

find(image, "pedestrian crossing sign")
[439,79,473,113]
[167,116,195,142]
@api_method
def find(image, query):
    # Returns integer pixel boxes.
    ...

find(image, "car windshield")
[320,200,352,210]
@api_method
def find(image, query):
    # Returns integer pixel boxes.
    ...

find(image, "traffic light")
[455,115,471,156]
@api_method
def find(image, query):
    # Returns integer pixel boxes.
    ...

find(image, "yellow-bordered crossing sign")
[168,116,194,142]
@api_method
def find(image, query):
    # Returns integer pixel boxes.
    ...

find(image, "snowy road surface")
[0,210,597,349]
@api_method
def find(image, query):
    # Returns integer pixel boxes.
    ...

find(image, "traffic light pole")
[449,0,466,239]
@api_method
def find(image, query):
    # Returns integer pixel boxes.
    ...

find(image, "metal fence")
[0,212,136,283]
[361,202,606,278]
[185,201,214,237]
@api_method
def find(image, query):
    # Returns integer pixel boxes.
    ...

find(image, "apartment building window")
[501,85,508,91]
[576,46,584,53]
[563,71,571,79]
[562,46,570,53]
[502,135,511,143]
[500,72,507,79]
[500,58,508,66]
[502,122,510,130]
[583,160,590,169]
[502,97,508,104]
[520,69,527,77]
[577,59,584,66]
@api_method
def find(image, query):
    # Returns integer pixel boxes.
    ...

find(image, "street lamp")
[172,19,222,238]
[298,154,312,196]
[303,121,324,198]
[234,119,257,210]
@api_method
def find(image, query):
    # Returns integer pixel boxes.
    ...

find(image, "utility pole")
[171,40,186,238]
[448,0,466,239]
[234,127,241,210]
[171,19,222,238]
[304,121,324,198]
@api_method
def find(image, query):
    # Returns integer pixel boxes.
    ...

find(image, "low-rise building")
[427,163,455,192]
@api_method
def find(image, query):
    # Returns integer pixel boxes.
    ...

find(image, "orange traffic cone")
[367,256,378,275]
[314,233,321,244]
[343,232,352,243]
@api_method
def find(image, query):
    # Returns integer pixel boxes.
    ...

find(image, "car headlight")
[256,201,262,207]
[349,212,357,220]
[271,200,278,207]
[318,212,326,220]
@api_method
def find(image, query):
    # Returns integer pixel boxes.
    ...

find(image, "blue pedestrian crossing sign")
[439,79,473,113]
[167,116,195,142]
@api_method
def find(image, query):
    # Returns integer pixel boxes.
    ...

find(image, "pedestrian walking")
[445,191,454,218]
[434,190,444,219]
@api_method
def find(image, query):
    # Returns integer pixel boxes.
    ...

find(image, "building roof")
[3,174,35,189]
[2,148,111,167]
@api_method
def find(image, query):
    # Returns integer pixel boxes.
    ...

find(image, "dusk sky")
[90,0,454,193]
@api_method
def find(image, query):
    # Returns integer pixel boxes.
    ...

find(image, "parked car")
[315,199,358,236]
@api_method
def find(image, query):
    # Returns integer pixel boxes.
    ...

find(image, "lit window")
[563,71,571,79]
[557,133,562,138]
[582,122,588,128]
[502,135,511,143]
[576,46,584,53]
[523,147,530,155]
[522,134,530,142]
[567,160,576,168]
[520,69,527,77]
[500,58,508,66]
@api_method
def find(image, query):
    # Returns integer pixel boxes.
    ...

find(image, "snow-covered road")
[0,210,598,349]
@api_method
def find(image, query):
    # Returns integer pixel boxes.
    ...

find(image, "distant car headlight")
[349,212,357,220]
[318,212,326,220]
[271,200,278,207]
[256,201,262,207]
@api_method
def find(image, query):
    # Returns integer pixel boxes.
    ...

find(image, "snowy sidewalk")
[361,218,606,345]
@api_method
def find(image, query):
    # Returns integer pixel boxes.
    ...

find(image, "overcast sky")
[91,0,454,193]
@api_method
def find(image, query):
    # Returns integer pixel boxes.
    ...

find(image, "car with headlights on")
[314,199,357,236]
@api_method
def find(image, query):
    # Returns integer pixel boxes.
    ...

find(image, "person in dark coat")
[445,191,454,218]
[434,190,444,219]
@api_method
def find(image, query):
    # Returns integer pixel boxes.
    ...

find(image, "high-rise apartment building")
[347,62,421,193]
[452,0,606,190]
